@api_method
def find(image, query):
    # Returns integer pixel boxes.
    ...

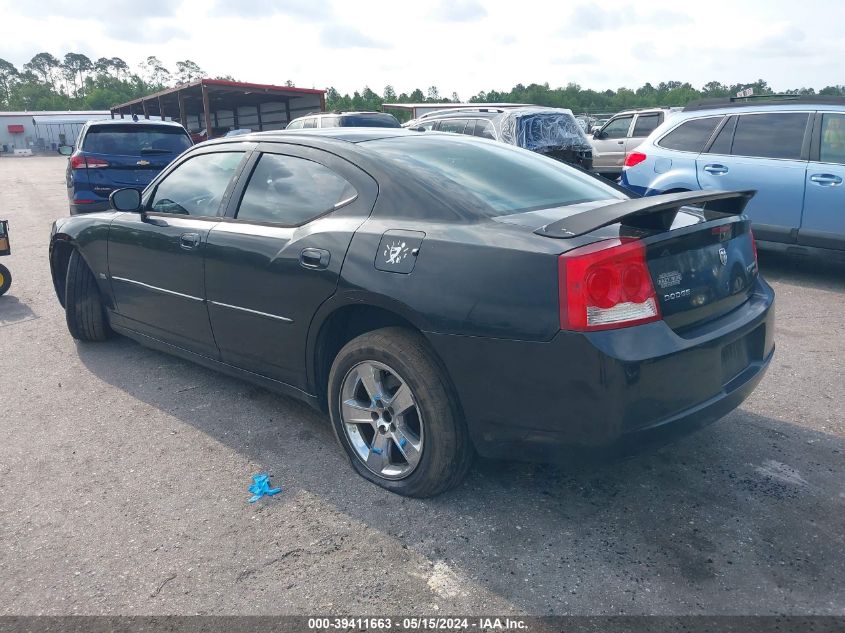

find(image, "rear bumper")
[426,278,775,460]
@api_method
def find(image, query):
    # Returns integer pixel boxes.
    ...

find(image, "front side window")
[600,116,633,139]
[819,113,845,165]
[731,112,808,160]
[302,118,317,129]
[287,119,304,130]
[632,114,661,137]
[149,152,244,216]
[439,119,469,134]
[236,153,357,225]
[658,116,721,153]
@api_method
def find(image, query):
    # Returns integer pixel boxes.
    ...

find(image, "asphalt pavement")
[0,156,843,615]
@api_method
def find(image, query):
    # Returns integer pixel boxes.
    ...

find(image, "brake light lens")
[559,239,661,331]
[749,228,758,262]
[623,151,647,168]
[69,153,109,169]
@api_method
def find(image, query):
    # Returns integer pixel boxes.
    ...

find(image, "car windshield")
[364,135,625,216]
[500,111,593,152]
[341,114,400,128]
[83,125,192,156]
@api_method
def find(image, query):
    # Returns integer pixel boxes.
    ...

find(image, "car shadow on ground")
[759,251,845,293]
[0,295,38,326]
[75,336,845,614]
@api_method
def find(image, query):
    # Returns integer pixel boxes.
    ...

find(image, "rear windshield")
[340,114,401,128]
[500,111,592,152]
[83,125,192,156]
[364,135,625,216]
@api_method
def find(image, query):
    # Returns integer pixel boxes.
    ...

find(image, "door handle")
[299,248,330,270]
[617,140,624,145]
[810,173,843,186]
[179,232,201,250]
[703,164,729,175]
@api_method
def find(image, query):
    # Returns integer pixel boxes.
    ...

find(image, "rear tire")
[0,263,10,296]
[328,327,473,497]
[65,249,111,341]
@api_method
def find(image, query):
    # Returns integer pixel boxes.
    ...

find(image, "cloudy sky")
[0,0,840,97]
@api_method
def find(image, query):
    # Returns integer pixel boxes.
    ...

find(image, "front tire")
[65,249,111,341]
[328,327,473,497]
[0,263,10,296]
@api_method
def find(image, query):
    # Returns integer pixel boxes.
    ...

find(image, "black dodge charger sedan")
[49,129,774,497]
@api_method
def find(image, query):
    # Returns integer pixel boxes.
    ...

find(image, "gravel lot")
[0,156,843,616]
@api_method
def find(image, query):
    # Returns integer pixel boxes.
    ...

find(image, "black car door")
[108,148,250,357]
[203,143,378,390]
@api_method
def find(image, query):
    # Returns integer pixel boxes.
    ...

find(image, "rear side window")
[707,116,737,155]
[632,114,661,137]
[149,152,245,216]
[364,136,626,217]
[731,113,808,160]
[319,115,340,127]
[658,117,721,152]
[439,119,470,134]
[236,153,357,225]
[83,125,191,156]
[820,113,845,165]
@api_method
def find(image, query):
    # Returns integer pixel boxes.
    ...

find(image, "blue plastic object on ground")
[248,473,281,503]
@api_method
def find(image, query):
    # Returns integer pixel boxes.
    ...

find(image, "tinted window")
[150,152,244,216]
[820,113,845,165]
[632,114,661,137]
[707,116,736,155]
[364,136,626,217]
[236,153,357,225]
[658,117,721,152]
[731,113,808,160]
[83,125,191,156]
[340,113,400,128]
[439,119,469,134]
[474,119,496,140]
[600,116,633,139]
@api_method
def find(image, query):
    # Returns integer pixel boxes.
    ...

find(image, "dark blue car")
[59,119,192,215]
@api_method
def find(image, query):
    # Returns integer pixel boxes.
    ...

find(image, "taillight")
[558,239,661,331]
[69,153,109,169]
[749,228,758,262]
[623,151,647,168]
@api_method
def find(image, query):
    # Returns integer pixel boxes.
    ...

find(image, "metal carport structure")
[111,79,325,139]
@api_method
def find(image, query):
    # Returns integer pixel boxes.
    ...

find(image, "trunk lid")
[525,190,759,331]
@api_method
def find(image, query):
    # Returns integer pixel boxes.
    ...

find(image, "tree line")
[0,53,215,111]
[327,79,845,120]
[2,51,844,116]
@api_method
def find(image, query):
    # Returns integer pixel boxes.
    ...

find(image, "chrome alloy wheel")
[339,360,424,480]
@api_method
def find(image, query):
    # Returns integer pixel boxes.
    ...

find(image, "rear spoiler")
[534,190,756,239]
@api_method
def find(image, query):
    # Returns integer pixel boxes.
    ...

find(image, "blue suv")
[621,97,845,257]
[60,119,192,215]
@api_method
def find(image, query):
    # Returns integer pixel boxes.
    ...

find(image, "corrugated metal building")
[0,111,111,153]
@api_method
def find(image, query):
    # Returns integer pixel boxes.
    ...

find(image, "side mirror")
[593,130,606,140]
[110,188,142,212]
[58,145,74,156]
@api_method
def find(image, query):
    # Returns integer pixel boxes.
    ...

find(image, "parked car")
[591,118,609,134]
[59,119,192,215]
[590,108,678,178]
[287,111,401,129]
[49,129,774,496]
[406,106,594,170]
[621,96,845,257]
